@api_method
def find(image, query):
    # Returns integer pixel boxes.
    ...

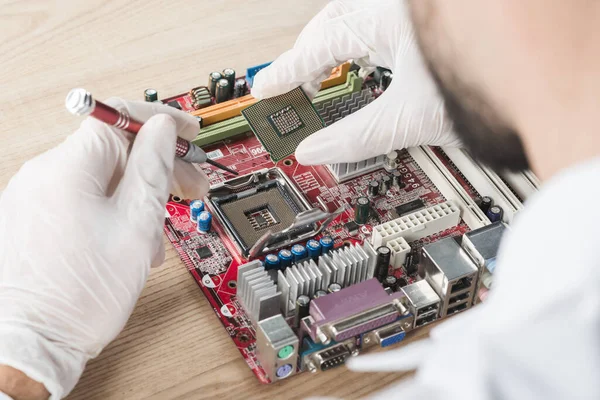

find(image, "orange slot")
[192,62,351,126]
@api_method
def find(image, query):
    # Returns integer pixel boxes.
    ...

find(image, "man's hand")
[251,0,460,165]
[0,100,209,398]
[0,365,50,400]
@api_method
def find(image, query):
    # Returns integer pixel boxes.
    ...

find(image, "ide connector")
[422,237,479,318]
[306,279,410,345]
[401,280,441,328]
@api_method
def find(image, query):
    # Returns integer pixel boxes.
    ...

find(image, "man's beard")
[432,70,531,172]
[409,2,531,172]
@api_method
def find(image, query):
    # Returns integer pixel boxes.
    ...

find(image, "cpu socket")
[208,168,325,257]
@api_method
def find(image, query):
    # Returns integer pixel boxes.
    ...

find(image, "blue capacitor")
[319,236,334,254]
[306,239,322,259]
[278,249,293,268]
[197,211,212,233]
[264,254,280,270]
[189,200,205,222]
[487,206,504,223]
[291,244,307,263]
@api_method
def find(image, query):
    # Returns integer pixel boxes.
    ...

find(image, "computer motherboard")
[156,62,540,383]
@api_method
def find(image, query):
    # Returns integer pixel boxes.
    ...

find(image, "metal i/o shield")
[241,87,325,161]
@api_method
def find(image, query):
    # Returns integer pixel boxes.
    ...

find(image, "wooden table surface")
[0,1,428,398]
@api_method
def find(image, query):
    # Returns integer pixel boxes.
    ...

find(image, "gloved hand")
[251,0,461,165]
[0,99,208,398]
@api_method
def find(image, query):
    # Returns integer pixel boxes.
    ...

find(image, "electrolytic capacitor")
[306,239,322,259]
[233,78,247,98]
[313,290,328,299]
[215,78,231,103]
[383,275,398,291]
[354,196,371,225]
[384,151,398,172]
[487,206,504,223]
[197,211,212,234]
[380,70,393,91]
[264,254,281,270]
[392,170,404,189]
[404,253,416,275]
[368,180,380,197]
[375,246,391,283]
[291,244,307,263]
[380,175,392,194]
[189,199,205,223]
[144,88,158,102]
[319,236,334,254]
[328,282,342,293]
[278,249,293,268]
[294,295,311,329]
[222,68,236,88]
[480,196,493,214]
[208,71,222,95]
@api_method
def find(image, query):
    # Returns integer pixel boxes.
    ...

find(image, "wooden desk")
[0,1,424,398]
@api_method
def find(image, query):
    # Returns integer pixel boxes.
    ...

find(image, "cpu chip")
[242,87,325,161]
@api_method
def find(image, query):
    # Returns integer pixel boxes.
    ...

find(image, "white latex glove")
[0,99,208,398]
[251,0,460,165]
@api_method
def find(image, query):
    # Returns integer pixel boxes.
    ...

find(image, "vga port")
[306,341,357,373]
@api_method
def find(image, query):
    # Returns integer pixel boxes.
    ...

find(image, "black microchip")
[167,100,182,110]
[344,221,360,234]
[395,199,425,217]
[195,246,213,259]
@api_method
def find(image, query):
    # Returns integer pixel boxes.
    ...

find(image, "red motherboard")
[164,131,470,382]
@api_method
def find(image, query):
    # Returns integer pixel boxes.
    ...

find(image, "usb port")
[447,303,468,315]
[450,277,473,293]
[417,304,438,317]
[449,292,470,305]
[415,314,437,327]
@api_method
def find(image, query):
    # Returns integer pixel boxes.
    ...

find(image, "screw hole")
[228,280,237,289]
[238,333,250,343]
[172,195,182,202]
[283,159,293,166]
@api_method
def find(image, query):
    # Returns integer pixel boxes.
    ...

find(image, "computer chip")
[241,87,325,161]
[196,246,213,259]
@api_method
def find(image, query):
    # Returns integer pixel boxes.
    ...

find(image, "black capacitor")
[404,253,416,275]
[222,68,236,87]
[480,196,493,214]
[375,246,391,283]
[208,71,222,95]
[391,170,405,189]
[380,175,392,193]
[397,277,409,288]
[380,70,393,91]
[215,78,231,103]
[383,275,398,291]
[294,295,311,328]
[487,205,504,223]
[354,196,370,225]
[313,290,328,299]
[233,78,247,98]
[368,180,380,197]
[328,282,342,293]
[144,88,158,102]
